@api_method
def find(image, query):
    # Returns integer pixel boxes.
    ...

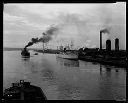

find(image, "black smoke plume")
[25,25,59,48]
[25,38,39,48]
[101,28,109,34]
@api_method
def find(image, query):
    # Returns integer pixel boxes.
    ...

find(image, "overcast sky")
[3,3,126,49]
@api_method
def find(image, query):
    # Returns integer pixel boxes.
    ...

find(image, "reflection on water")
[41,69,56,82]
[56,57,79,67]
[21,57,30,61]
[57,82,83,100]
[3,51,126,100]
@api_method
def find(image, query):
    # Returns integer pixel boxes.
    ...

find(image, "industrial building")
[115,38,119,51]
[106,39,111,51]
[78,30,127,67]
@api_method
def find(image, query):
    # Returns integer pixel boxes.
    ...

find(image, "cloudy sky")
[3,3,126,49]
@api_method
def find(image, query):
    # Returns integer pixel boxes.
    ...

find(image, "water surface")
[3,50,126,100]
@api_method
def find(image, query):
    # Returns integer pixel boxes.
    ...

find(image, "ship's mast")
[42,32,45,53]
[43,42,44,53]
[70,40,74,50]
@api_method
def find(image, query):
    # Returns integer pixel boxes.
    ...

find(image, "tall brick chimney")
[115,38,119,51]
[100,31,102,50]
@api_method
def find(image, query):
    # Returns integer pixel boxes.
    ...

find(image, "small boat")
[21,48,30,57]
[3,80,47,102]
[34,53,38,55]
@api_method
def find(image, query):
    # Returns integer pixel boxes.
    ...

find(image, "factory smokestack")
[100,28,109,50]
[100,31,102,50]
[106,39,111,51]
[115,38,119,51]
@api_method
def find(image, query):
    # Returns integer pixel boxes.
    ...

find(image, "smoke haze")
[25,25,60,47]
[54,3,126,50]
[4,3,126,50]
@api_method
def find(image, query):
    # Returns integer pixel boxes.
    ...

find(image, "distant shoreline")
[3,47,43,51]
[3,47,23,51]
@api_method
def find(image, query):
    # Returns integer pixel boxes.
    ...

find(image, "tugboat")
[3,80,47,102]
[21,48,30,58]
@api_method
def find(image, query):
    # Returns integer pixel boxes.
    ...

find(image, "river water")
[3,50,126,100]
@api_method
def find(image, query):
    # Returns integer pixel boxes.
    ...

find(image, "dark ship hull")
[21,50,30,57]
[34,53,38,55]
[3,80,47,102]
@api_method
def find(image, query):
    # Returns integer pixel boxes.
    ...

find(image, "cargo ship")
[57,41,78,60]
[3,80,47,102]
[57,51,78,60]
